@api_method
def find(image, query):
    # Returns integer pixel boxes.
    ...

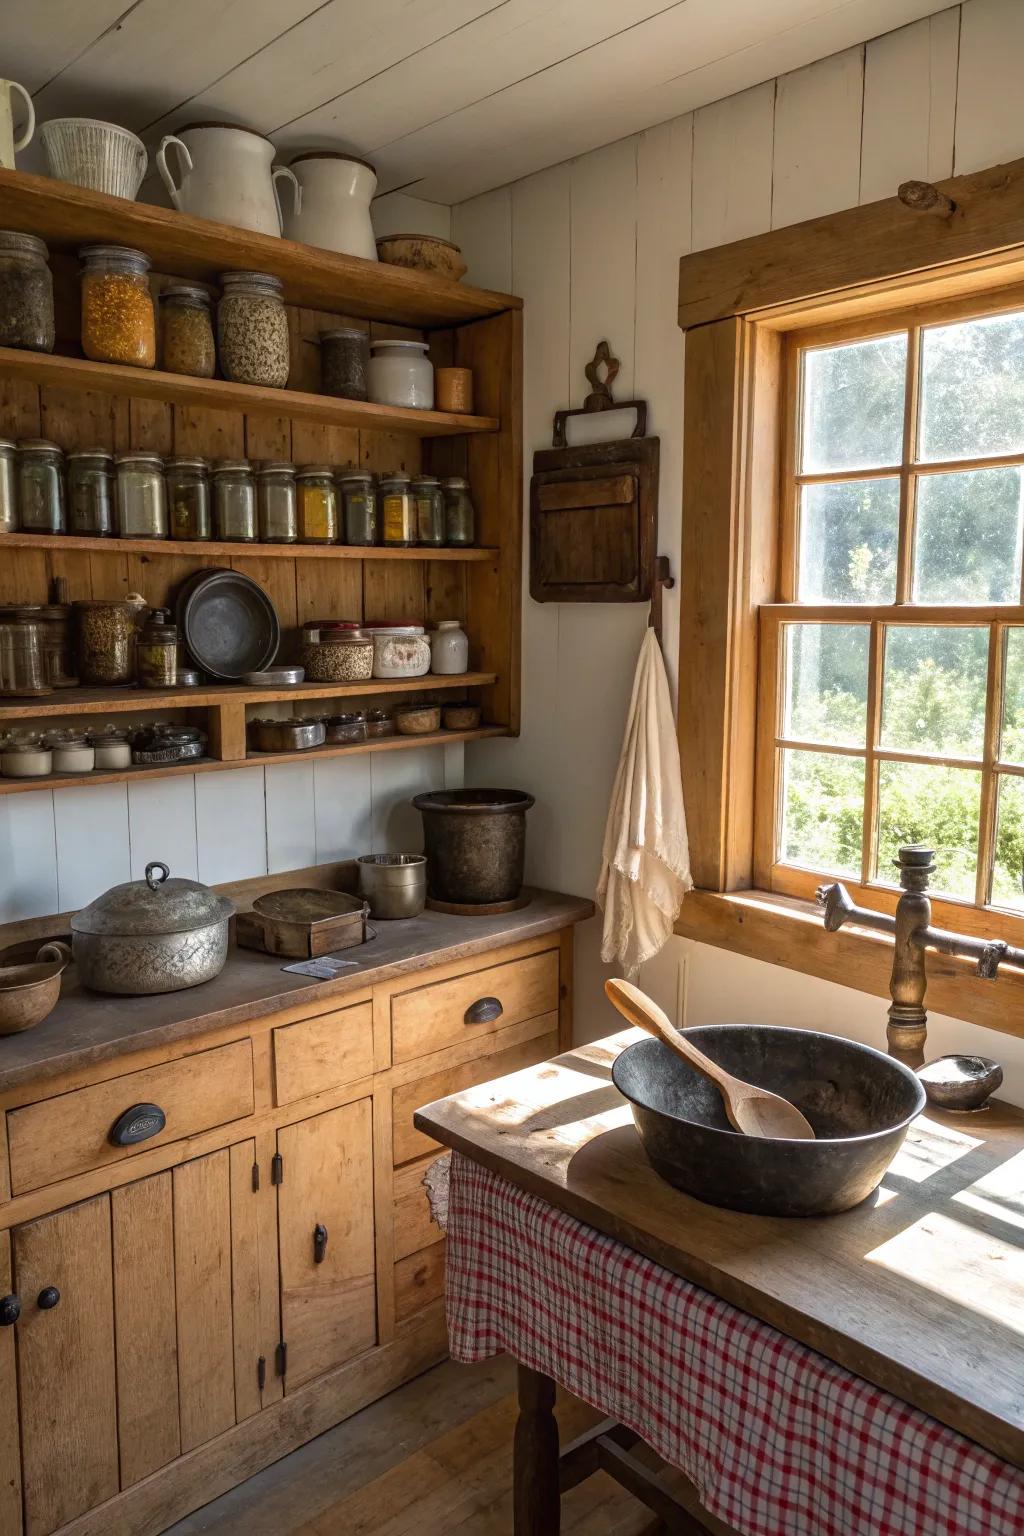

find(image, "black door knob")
[313,1223,328,1264]
[0,1295,20,1326]
[37,1287,60,1311]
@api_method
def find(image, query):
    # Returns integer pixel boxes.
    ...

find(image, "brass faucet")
[817,844,1024,1070]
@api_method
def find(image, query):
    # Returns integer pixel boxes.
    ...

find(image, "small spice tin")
[250,717,326,753]
[116,452,168,539]
[166,456,212,541]
[319,327,369,401]
[67,449,115,537]
[241,665,305,686]
[364,708,395,738]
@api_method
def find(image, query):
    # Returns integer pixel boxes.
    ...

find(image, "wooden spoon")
[605,978,816,1140]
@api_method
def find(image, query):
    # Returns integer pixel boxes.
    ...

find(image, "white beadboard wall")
[454,0,1024,1101]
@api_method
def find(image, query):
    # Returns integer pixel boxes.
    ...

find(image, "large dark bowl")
[177,568,280,680]
[612,1025,926,1217]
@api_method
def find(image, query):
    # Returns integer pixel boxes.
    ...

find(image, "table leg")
[514,1364,561,1535]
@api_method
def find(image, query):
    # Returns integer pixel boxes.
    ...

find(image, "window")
[756,293,1024,931]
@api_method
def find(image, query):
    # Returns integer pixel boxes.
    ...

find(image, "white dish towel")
[597,626,692,977]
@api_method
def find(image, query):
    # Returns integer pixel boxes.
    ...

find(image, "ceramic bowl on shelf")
[39,117,148,199]
[375,234,467,281]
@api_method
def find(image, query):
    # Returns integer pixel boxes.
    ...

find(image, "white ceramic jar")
[2,737,51,777]
[368,340,434,410]
[283,153,377,259]
[367,625,431,679]
[47,731,94,774]
[89,726,132,770]
[430,620,469,674]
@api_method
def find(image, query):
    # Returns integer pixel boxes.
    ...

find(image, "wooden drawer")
[393,1155,446,1261]
[392,1021,558,1166]
[7,1040,254,1195]
[273,1002,374,1105]
[390,948,559,1066]
[394,1244,446,1325]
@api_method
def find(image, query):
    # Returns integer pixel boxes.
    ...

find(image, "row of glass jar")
[0,597,185,695]
[0,440,476,548]
[0,722,207,779]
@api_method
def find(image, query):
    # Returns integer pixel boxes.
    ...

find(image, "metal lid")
[0,230,48,259]
[289,149,376,174]
[411,475,440,487]
[17,438,63,455]
[434,619,462,630]
[71,861,234,938]
[442,476,470,489]
[165,455,209,470]
[336,469,373,482]
[115,451,163,467]
[296,463,333,478]
[140,607,177,642]
[212,459,253,474]
[256,460,295,476]
[370,339,428,352]
[220,270,283,293]
[79,244,150,272]
[319,326,368,342]
[67,448,114,463]
[0,438,14,452]
[160,283,212,305]
[365,623,424,634]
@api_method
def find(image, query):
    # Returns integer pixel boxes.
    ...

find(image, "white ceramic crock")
[282,153,377,259]
[156,123,300,236]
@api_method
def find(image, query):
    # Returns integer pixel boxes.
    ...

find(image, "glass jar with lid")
[1,736,52,778]
[74,596,144,686]
[257,461,298,543]
[45,730,95,775]
[166,456,212,541]
[79,245,156,368]
[17,439,65,534]
[0,611,50,696]
[212,461,258,542]
[443,476,476,547]
[337,470,378,546]
[67,449,115,537]
[366,624,431,679]
[0,439,17,534]
[116,452,167,538]
[160,283,216,378]
[88,725,132,770]
[367,339,434,409]
[36,603,78,688]
[0,231,54,353]
[136,607,178,688]
[217,271,289,387]
[319,327,369,401]
[379,472,414,548]
[296,465,339,544]
[411,475,444,547]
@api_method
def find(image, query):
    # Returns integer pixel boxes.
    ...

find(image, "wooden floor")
[165,1356,664,1535]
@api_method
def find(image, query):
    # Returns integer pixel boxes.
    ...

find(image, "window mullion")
[861,618,884,885]
[976,620,1004,907]
[895,325,920,605]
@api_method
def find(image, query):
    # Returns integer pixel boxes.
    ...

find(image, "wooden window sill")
[674,888,1024,1042]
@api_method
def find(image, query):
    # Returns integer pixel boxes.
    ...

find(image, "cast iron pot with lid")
[71,860,234,995]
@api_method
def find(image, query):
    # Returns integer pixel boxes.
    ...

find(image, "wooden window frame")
[675,153,1024,1040]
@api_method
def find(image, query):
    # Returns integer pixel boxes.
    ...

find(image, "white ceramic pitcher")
[282,153,377,259]
[156,123,300,236]
[0,79,34,170]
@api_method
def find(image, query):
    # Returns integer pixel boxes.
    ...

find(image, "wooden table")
[416,1030,1024,1530]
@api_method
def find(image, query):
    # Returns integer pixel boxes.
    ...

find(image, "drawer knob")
[0,1295,20,1326]
[465,996,503,1025]
[109,1102,167,1147]
[37,1287,60,1311]
[313,1223,329,1264]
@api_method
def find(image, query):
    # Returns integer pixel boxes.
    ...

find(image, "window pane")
[801,334,907,473]
[880,626,988,757]
[876,762,980,900]
[1001,629,1024,764]
[919,310,1024,462]
[913,468,1023,603]
[798,478,899,602]
[780,749,865,876]
[992,775,1024,910]
[783,624,869,746]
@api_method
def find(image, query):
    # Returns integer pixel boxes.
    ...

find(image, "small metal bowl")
[242,665,305,686]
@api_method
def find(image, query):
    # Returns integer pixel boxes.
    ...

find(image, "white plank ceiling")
[11,0,954,204]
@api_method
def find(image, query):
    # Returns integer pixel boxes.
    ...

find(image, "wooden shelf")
[3,532,496,562]
[0,169,520,329]
[0,726,508,795]
[0,348,498,436]
[0,673,497,721]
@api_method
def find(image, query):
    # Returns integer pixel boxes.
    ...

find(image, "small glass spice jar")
[1,736,52,778]
[46,730,95,775]
[17,439,65,534]
[212,461,258,542]
[79,245,156,368]
[116,452,167,538]
[319,327,370,400]
[74,596,143,686]
[0,231,54,353]
[379,472,414,548]
[88,724,132,770]
[160,283,216,378]
[257,461,298,543]
[411,475,445,547]
[166,456,212,541]
[337,470,378,546]
[443,476,476,547]
[296,465,339,544]
[136,607,178,688]
[0,613,50,696]
[67,449,115,537]
[36,603,78,688]
[218,271,289,388]
[0,439,15,534]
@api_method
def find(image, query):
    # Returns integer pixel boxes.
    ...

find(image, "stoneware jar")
[430,619,469,675]
[156,123,300,236]
[368,340,434,410]
[367,624,431,679]
[283,153,377,260]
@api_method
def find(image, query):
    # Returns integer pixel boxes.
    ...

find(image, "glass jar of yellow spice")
[79,246,156,369]
[160,284,216,378]
[296,465,339,544]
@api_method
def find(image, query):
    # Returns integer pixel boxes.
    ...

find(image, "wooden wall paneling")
[194,766,268,884]
[361,557,426,625]
[14,1194,119,1536]
[859,10,959,203]
[265,760,317,873]
[127,775,200,879]
[294,554,363,627]
[955,0,1024,176]
[313,754,373,862]
[111,1172,181,1488]
[0,379,45,604]
[172,403,245,459]
[0,1229,21,1535]
[772,47,865,229]
[0,789,58,922]
[230,552,300,660]
[53,780,131,912]
[244,411,291,462]
[452,186,514,291]
[128,397,173,454]
[228,1139,264,1424]
[424,558,468,630]
[690,82,775,253]
[173,1148,237,1453]
[360,428,422,476]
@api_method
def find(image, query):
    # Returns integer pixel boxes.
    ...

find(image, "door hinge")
[275,1341,287,1377]
[271,1152,283,1185]
[251,1161,260,1192]
[257,1355,266,1391]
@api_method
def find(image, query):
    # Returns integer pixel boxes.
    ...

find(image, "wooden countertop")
[416,1029,1024,1469]
[0,889,593,1096]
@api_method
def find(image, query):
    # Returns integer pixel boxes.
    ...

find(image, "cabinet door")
[14,1195,119,1536]
[0,1231,21,1535]
[278,1099,376,1393]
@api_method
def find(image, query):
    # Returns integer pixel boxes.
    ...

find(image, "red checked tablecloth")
[444,1151,1024,1536]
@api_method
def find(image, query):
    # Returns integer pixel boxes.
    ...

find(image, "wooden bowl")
[0,942,71,1034]
[442,704,481,731]
[394,703,442,736]
[375,234,468,282]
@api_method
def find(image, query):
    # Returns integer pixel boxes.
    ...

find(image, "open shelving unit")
[0,169,523,793]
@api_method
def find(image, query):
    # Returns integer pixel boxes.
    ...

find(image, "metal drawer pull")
[0,1295,20,1326]
[109,1102,167,1147]
[37,1287,60,1311]
[313,1223,328,1264]
[465,996,503,1025]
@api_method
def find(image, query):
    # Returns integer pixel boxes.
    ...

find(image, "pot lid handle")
[145,861,170,891]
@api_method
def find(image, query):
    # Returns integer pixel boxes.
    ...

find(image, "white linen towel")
[597,626,692,977]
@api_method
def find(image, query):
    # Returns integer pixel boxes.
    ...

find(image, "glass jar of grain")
[257,461,298,543]
[136,607,178,688]
[217,271,289,388]
[79,246,156,368]
[67,449,115,537]
[115,452,167,539]
[17,440,65,534]
[160,283,216,378]
[337,470,378,546]
[379,472,414,547]
[0,439,18,534]
[73,597,144,686]
[166,456,212,541]
[0,231,54,353]
[212,460,258,542]
[296,465,339,544]
[319,327,369,400]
